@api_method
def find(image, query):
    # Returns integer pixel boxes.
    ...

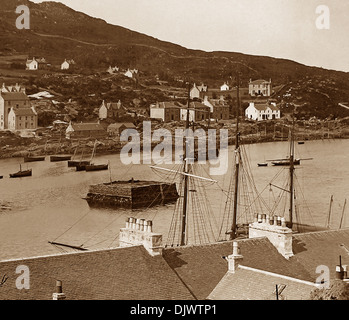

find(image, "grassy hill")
[0,0,348,119]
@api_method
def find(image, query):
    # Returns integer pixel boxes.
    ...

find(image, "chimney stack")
[52,280,66,300]
[227,241,243,273]
[119,217,162,256]
[249,215,294,259]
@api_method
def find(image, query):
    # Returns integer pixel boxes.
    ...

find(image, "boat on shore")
[50,155,72,162]
[85,164,109,172]
[9,165,32,178]
[24,155,45,163]
[80,140,108,172]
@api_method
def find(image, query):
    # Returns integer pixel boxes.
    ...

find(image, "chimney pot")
[274,216,278,226]
[147,220,153,233]
[56,280,62,294]
[262,214,266,224]
[140,219,145,231]
[281,217,286,227]
[277,216,282,226]
[257,214,262,223]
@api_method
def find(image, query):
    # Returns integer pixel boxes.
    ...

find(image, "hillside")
[0,0,349,119]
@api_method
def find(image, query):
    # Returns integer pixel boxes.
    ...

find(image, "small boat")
[272,158,301,166]
[50,155,72,162]
[85,164,109,172]
[83,140,108,172]
[24,155,46,163]
[298,141,305,145]
[69,145,91,169]
[10,165,32,178]
[258,163,268,167]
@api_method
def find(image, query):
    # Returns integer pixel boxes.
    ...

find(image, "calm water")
[0,139,348,261]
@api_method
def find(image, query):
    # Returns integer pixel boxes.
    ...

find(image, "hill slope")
[0,0,349,119]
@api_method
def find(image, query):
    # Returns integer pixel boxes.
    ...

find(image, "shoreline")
[1,134,348,161]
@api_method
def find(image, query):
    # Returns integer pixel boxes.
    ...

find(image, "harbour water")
[0,139,348,261]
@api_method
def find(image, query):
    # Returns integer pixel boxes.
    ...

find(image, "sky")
[30,0,349,72]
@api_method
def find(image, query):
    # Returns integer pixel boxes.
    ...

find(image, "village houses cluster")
[0,55,280,137]
[150,78,280,123]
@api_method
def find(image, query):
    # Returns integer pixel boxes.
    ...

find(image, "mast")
[230,72,241,240]
[180,82,191,246]
[288,106,296,228]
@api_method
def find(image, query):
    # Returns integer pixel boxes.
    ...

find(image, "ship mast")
[288,105,296,229]
[180,82,191,246]
[230,72,241,240]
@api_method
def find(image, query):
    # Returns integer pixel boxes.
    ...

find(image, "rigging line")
[192,168,216,244]
[294,173,316,228]
[52,209,91,243]
[81,211,126,247]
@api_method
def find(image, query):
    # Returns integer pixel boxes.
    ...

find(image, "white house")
[124,69,138,78]
[245,102,280,121]
[7,106,38,131]
[61,59,75,70]
[220,82,230,91]
[249,79,272,97]
[190,83,208,99]
[26,58,38,71]
[99,100,108,120]
[107,66,119,74]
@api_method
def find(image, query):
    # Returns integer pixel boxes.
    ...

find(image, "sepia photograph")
[0,0,349,305]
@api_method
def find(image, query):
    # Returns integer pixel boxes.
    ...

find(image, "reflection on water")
[0,139,348,260]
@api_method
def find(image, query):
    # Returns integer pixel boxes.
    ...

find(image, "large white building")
[245,102,280,121]
[249,79,272,97]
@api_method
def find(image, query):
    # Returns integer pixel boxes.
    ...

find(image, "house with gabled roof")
[65,122,107,139]
[107,122,136,137]
[249,79,272,97]
[220,82,230,91]
[124,69,138,79]
[99,100,125,120]
[179,101,210,122]
[190,83,208,99]
[61,59,76,70]
[8,106,38,131]
[245,101,280,121]
[150,101,182,122]
[0,88,31,130]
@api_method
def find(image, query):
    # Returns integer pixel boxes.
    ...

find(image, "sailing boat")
[68,142,91,168]
[50,133,72,162]
[78,140,108,172]
[9,164,32,178]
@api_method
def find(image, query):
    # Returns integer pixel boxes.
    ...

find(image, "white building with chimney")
[245,101,280,121]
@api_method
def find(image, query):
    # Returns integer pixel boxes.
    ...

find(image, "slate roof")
[0,246,194,300]
[208,267,316,300]
[71,123,105,132]
[250,79,270,85]
[1,92,29,101]
[162,238,310,300]
[12,108,36,116]
[291,229,349,281]
[107,123,136,130]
